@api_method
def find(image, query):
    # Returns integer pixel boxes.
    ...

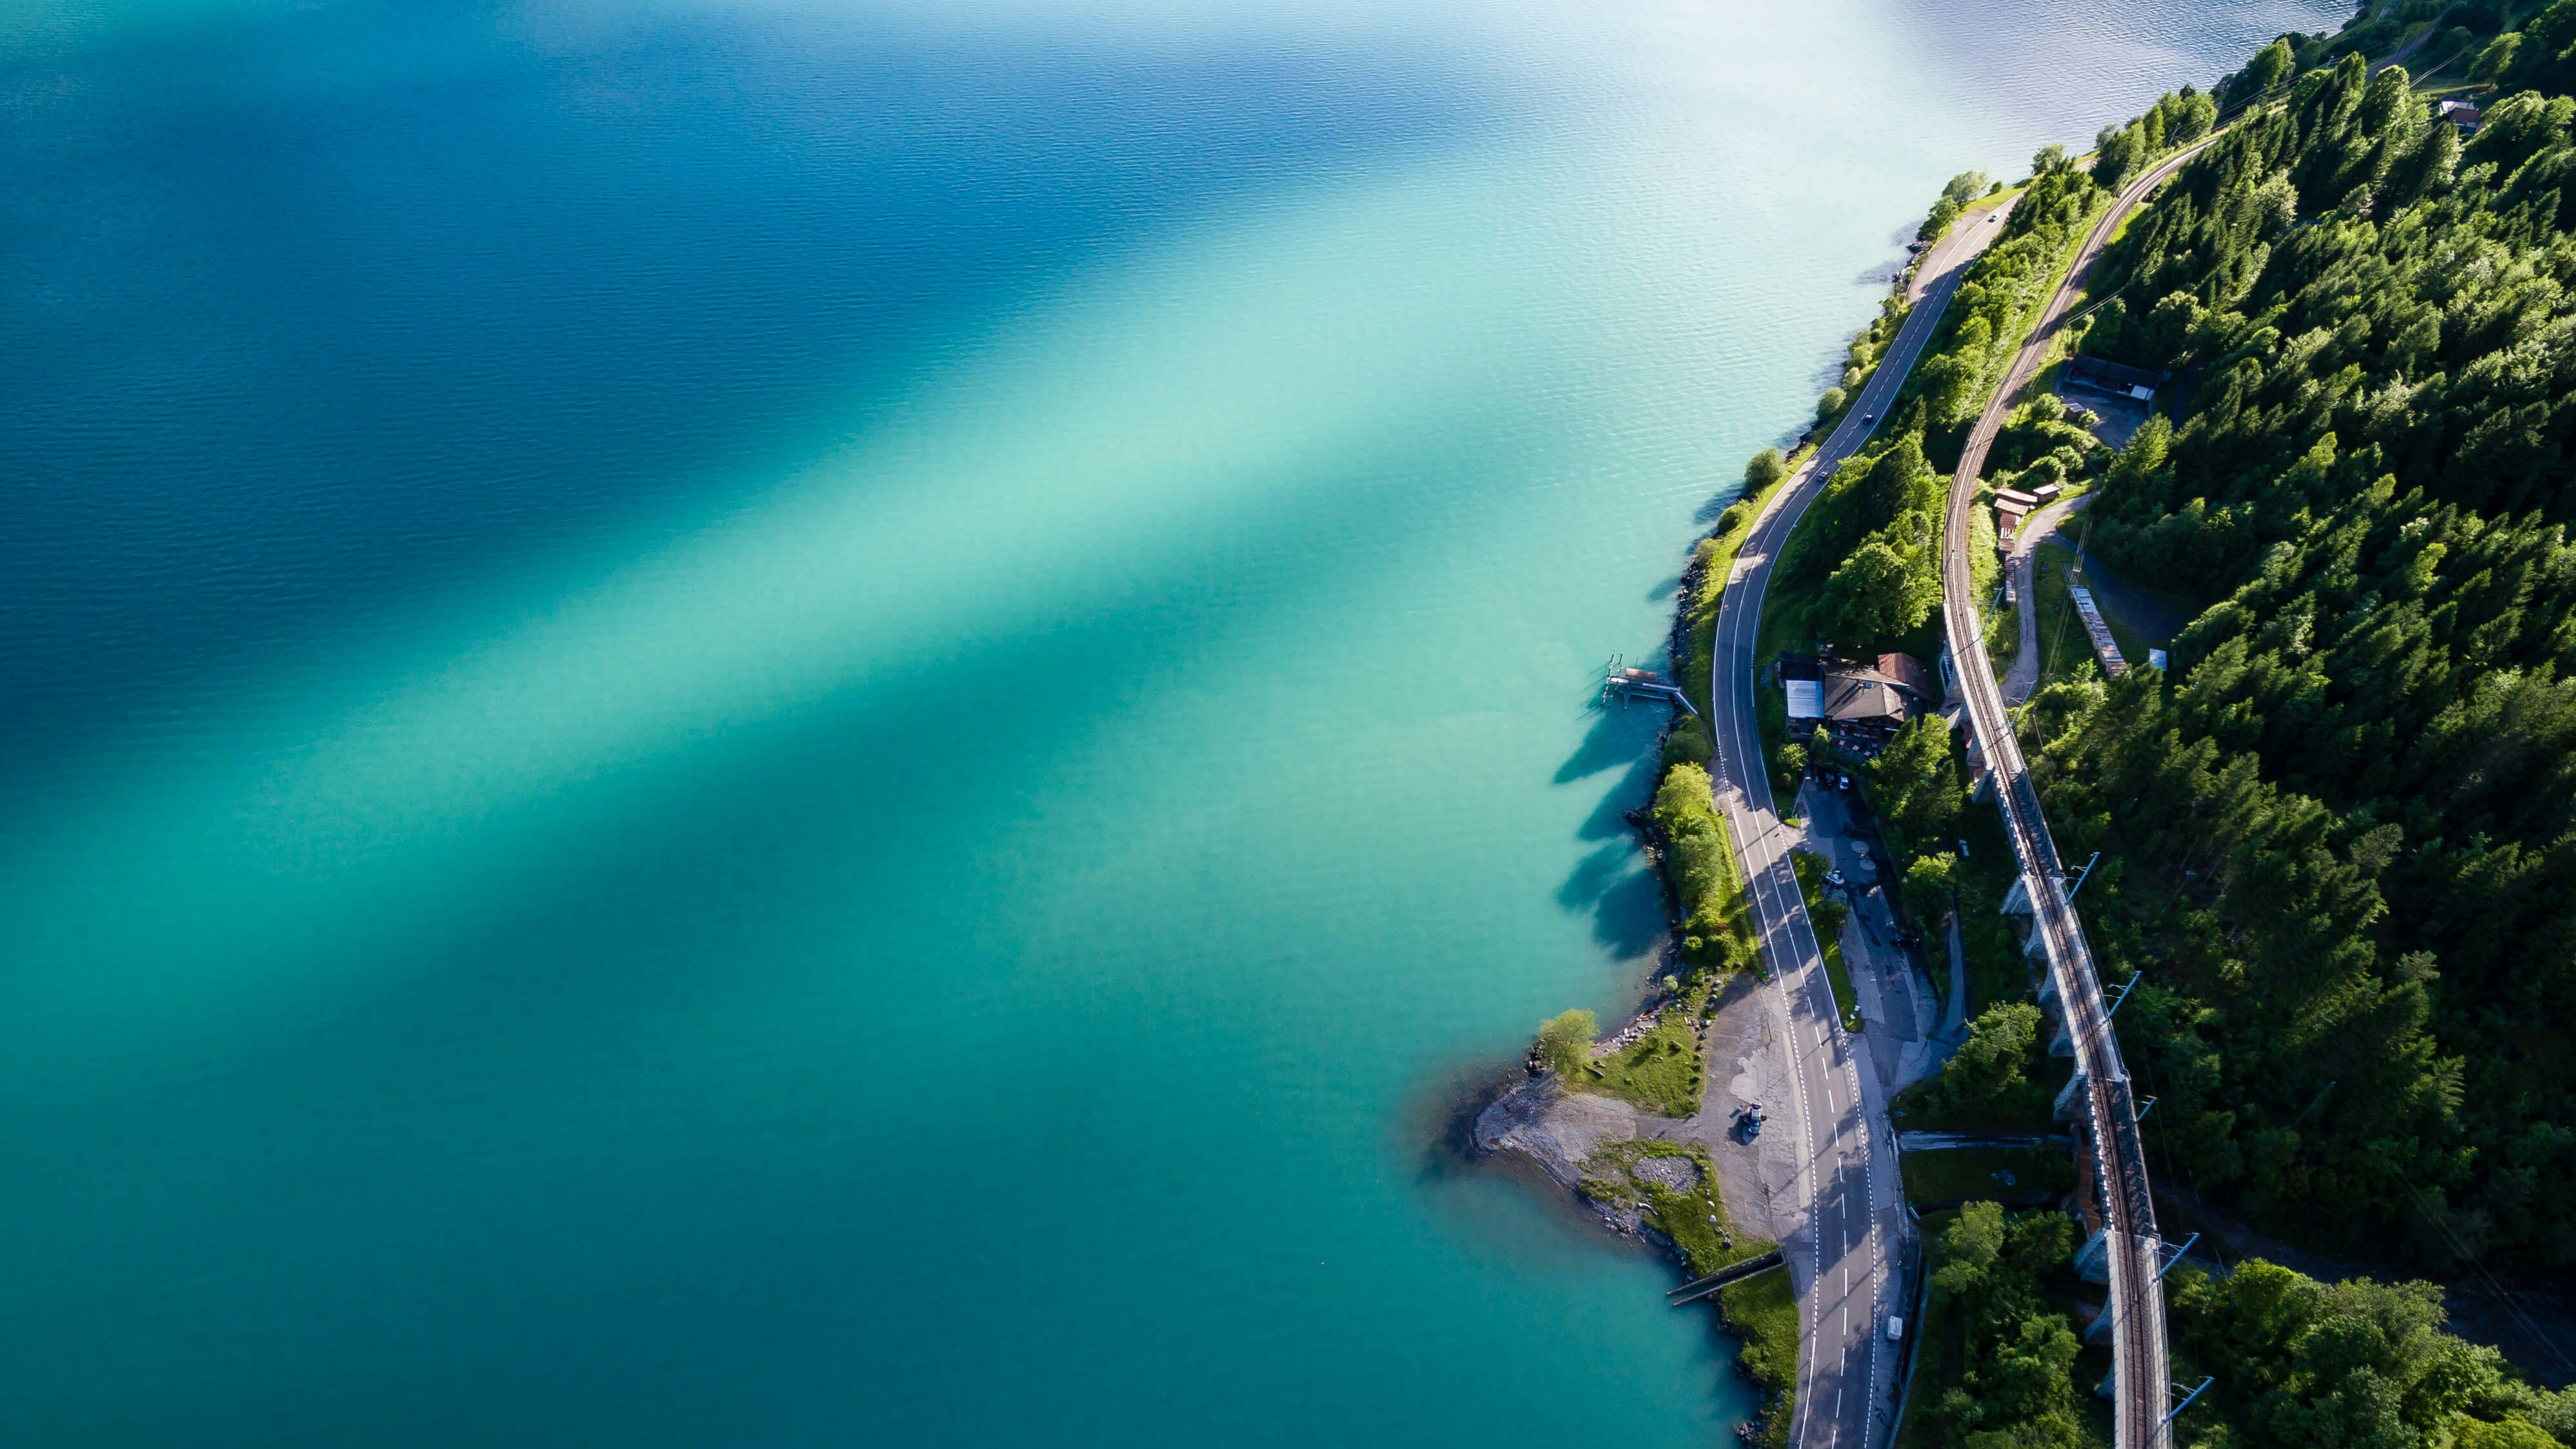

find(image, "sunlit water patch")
[0,1,2341,1443]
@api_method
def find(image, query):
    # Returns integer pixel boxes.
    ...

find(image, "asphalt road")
[1704,197,2010,1449]
[1937,146,2214,1449]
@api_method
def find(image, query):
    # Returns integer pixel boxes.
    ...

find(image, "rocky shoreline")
[1462,240,1940,1444]
[1471,956,1802,1436]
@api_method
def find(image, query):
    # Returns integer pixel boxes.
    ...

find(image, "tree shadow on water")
[1573,754,1657,842]
[1552,697,1674,961]
[1556,840,1633,914]
[1552,695,1664,786]
[1589,861,1671,961]
[1693,487,1743,528]
[1555,839,1669,961]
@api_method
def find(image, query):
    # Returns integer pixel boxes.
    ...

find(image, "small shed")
[1997,499,2031,546]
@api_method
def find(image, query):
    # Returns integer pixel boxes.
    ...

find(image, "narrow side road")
[1704,197,2010,1449]
[2000,492,2090,705]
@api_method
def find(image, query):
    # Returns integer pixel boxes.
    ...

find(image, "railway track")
[1936,140,2217,1449]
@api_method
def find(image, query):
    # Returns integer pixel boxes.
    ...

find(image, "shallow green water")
[0,1,2336,1442]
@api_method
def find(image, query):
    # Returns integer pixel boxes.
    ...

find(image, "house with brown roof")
[1815,651,1937,754]
[1871,652,1937,705]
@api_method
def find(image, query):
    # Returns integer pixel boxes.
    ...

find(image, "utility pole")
[2164,1377,2215,1426]
[2108,970,2145,1016]
[2068,851,2102,898]
[2157,1233,2200,1279]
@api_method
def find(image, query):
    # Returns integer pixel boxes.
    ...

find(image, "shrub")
[1744,446,1789,494]
[1941,1002,2042,1110]
[1811,895,1849,943]
[1773,742,1807,799]
[1902,851,1962,924]
[1536,1009,1596,1079]
[1663,716,1713,768]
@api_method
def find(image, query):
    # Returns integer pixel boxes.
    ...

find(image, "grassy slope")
[1898,1144,2078,1206]
[1580,1138,1772,1275]
[1984,581,2020,675]
[1722,1264,1801,1449]
[2029,540,2165,686]
[1891,1053,2070,1135]
[1575,981,1712,1117]
[1576,1138,1800,1446]
[2031,540,2095,685]
[1824,935,1860,1034]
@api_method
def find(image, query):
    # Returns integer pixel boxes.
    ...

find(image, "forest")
[1908,1204,2576,1449]
[1885,11,2576,1446]
[1780,79,2224,657]
[2029,24,2576,1277]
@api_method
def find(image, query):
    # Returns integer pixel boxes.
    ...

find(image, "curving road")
[1938,145,2215,1449]
[1705,197,2011,1449]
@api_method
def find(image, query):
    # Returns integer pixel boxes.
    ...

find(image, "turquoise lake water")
[1,1,2340,1443]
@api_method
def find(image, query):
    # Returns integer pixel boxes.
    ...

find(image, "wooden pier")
[1602,655,1700,715]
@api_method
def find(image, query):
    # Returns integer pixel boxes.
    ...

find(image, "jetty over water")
[1602,656,1699,715]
